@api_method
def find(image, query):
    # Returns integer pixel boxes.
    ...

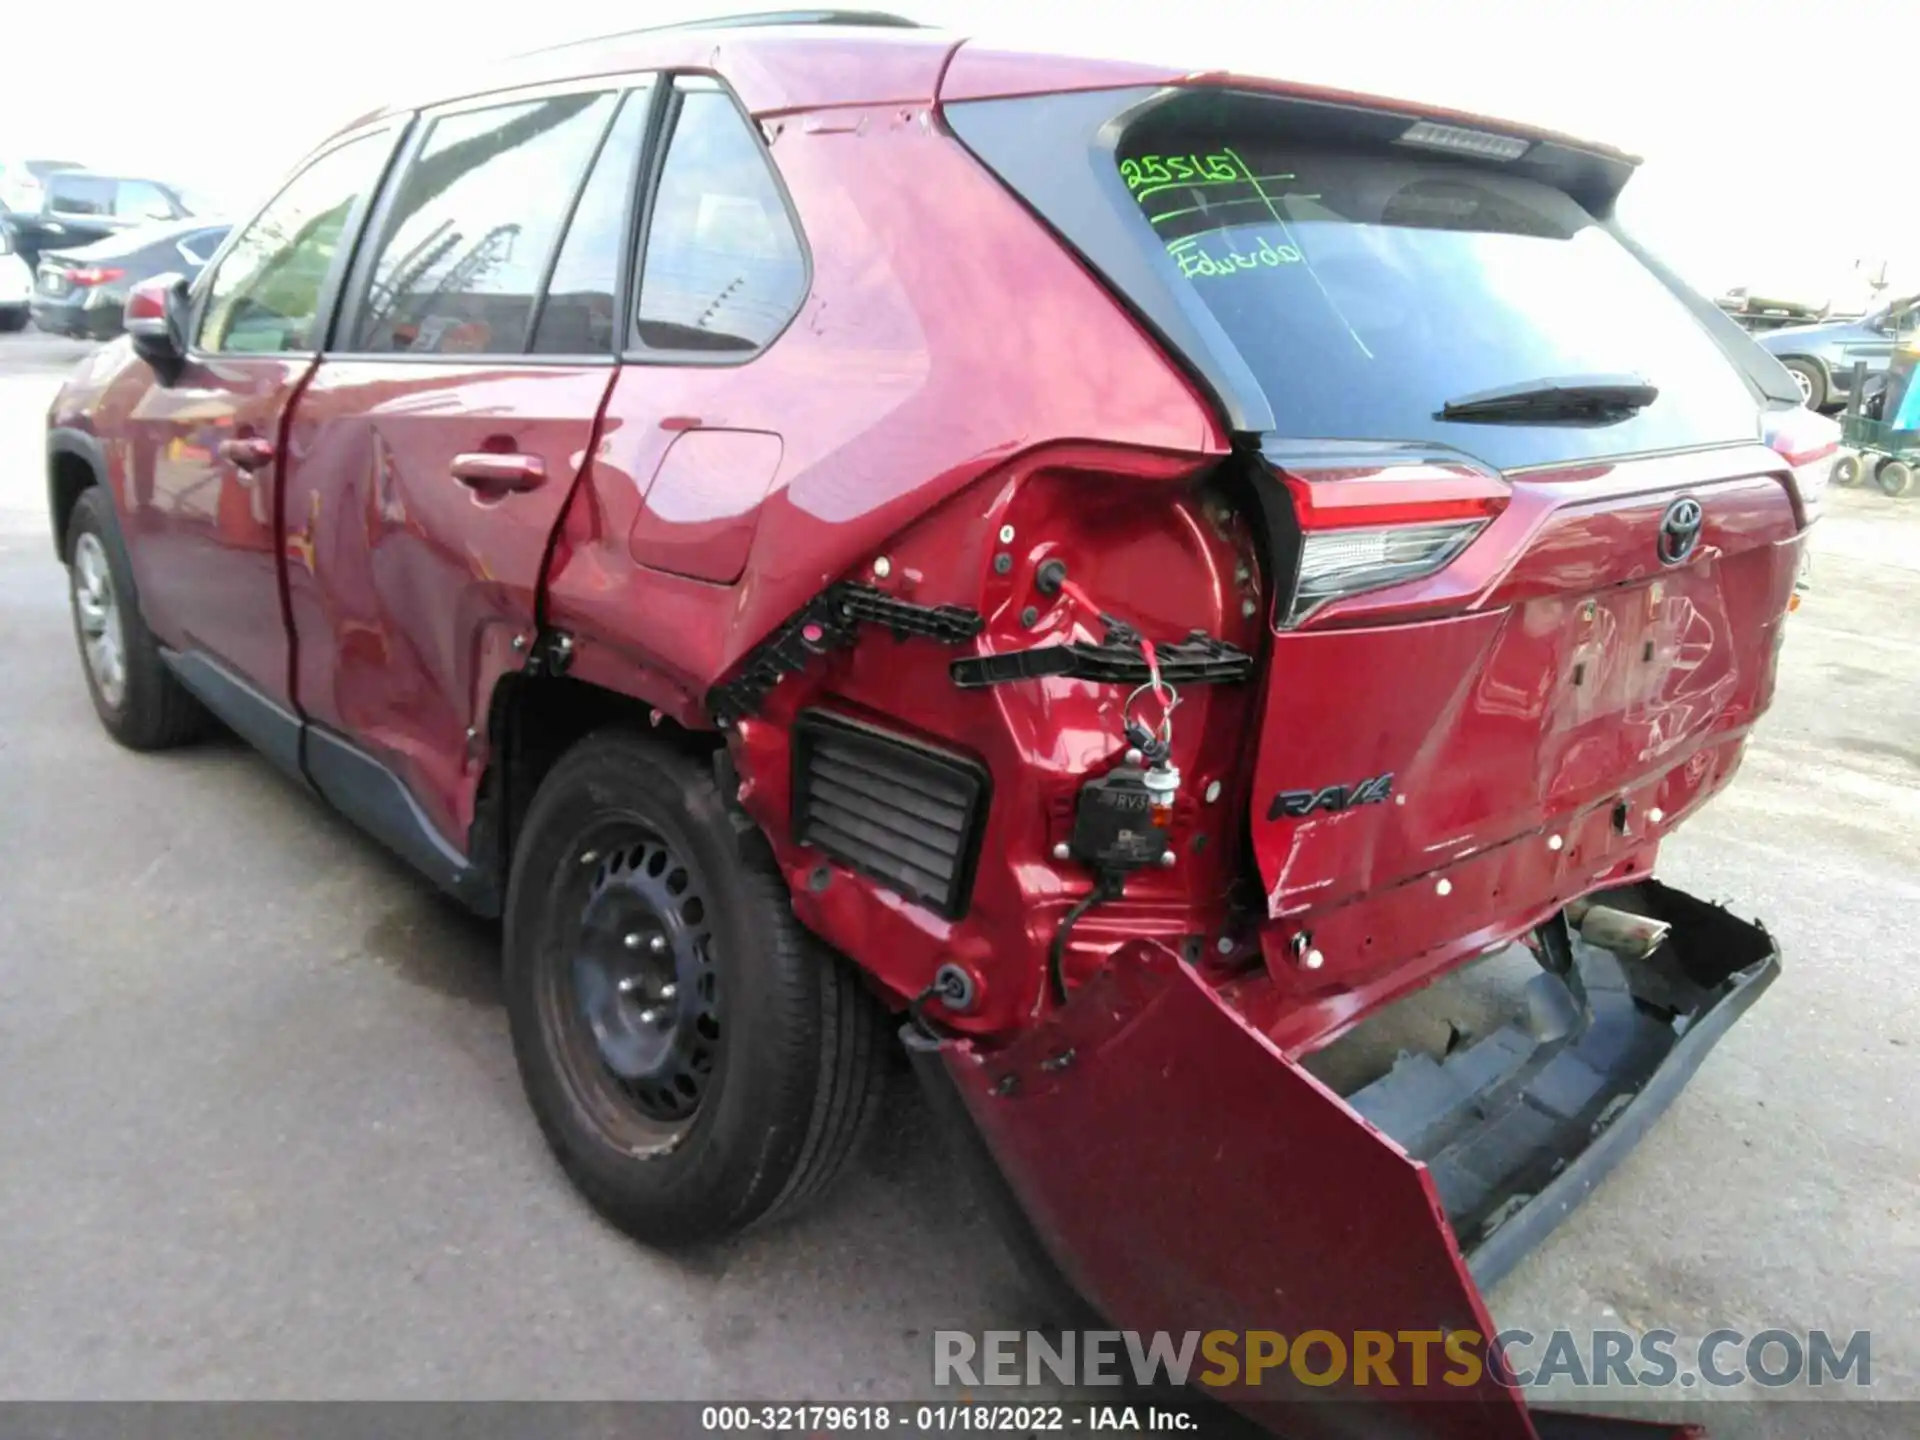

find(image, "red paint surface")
[111,355,308,700]
[947,941,1538,1440]
[543,99,1223,731]
[283,360,616,845]
[628,428,785,584]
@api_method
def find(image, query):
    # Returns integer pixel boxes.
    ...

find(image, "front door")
[283,83,652,862]
[118,127,400,722]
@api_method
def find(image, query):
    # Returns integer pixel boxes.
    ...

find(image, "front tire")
[503,730,888,1246]
[0,307,27,333]
[65,487,207,750]
[1782,359,1826,410]
[1876,458,1914,497]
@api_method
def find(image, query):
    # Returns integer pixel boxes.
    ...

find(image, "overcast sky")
[6,0,1912,298]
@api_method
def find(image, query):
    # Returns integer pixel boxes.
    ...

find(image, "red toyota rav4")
[48,14,1834,1436]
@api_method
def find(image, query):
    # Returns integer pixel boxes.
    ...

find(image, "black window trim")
[326,72,663,368]
[185,118,412,362]
[619,70,814,369]
[525,80,668,357]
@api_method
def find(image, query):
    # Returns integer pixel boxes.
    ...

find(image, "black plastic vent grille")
[792,712,990,920]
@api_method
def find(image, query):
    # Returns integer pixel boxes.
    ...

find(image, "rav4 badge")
[1267,773,1395,821]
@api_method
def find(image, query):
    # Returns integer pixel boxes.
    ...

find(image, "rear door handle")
[450,452,546,493]
[217,436,275,471]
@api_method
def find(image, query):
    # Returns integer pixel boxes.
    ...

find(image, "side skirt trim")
[159,647,500,916]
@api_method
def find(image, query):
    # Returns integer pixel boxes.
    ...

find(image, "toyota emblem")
[1657,497,1703,565]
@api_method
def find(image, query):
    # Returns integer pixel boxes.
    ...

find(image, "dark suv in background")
[0,170,194,270]
[30,220,229,340]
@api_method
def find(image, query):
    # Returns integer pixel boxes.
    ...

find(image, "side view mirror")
[125,273,190,381]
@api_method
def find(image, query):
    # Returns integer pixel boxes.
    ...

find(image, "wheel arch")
[1775,352,1831,397]
[476,669,725,905]
[47,427,108,562]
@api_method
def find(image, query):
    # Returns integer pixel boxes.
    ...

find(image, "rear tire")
[64,487,208,750]
[1781,359,1826,410]
[0,307,27,333]
[503,729,888,1246]
[1876,458,1914,497]
[1830,453,1862,487]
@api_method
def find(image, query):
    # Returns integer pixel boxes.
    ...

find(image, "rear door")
[116,127,399,753]
[38,173,120,251]
[283,78,653,863]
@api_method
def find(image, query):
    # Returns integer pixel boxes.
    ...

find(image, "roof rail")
[517,10,924,57]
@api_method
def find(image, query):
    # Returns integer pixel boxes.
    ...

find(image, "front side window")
[351,91,618,355]
[633,81,806,354]
[197,131,393,355]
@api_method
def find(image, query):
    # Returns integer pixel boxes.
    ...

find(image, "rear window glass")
[1116,134,1759,467]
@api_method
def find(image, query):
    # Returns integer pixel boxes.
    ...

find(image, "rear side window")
[48,174,114,216]
[197,131,392,355]
[1116,134,1758,468]
[633,80,806,354]
[531,86,652,356]
[117,180,175,221]
[352,91,618,355]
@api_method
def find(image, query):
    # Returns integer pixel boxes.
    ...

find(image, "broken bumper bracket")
[921,881,1776,1439]
[949,628,1253,689]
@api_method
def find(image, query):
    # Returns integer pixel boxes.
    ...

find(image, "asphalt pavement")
[0,331,1914,1434]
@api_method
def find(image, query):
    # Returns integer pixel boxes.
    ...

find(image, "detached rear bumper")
[928,881,1775,1440]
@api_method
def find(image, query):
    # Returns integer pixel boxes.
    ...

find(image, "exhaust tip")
[1571,901,1674,960]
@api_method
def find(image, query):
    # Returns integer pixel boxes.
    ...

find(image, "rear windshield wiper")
[1439,374,1659,424]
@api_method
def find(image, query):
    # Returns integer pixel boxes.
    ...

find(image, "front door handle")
[450,452,546,494]
[217,436,275,471]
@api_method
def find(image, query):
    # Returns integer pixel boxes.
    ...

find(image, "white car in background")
[0,229,31,331]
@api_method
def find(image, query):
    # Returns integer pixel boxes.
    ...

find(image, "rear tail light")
[1273,462,1508,626]
[1293,522,1486,622]
[1763,406,1841,524]
[67,266,126,288]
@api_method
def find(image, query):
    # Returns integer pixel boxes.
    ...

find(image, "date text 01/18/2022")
[697,1404,1199,1431]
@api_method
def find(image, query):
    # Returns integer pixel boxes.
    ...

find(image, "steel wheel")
[71,531,127,710]
[504,731,890,1245]
[544,825,722,1152]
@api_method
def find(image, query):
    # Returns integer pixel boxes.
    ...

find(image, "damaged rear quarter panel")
[542,100,1226,723]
